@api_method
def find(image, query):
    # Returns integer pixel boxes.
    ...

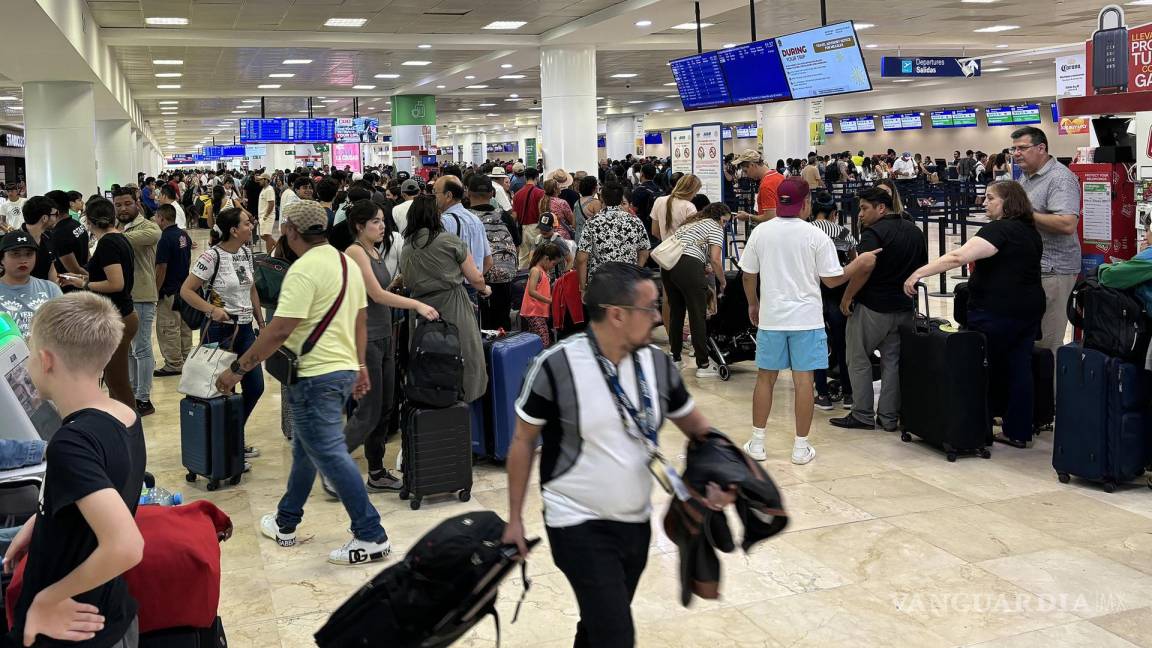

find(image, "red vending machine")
[1070,162,1137,275]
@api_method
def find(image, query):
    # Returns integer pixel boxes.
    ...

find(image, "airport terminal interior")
[3,0,1152,647]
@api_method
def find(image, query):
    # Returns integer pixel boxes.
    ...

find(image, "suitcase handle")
[914,281,931,320]
[1100,5,1125,30]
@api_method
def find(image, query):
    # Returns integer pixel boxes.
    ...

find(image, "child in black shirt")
[4,292,147,647]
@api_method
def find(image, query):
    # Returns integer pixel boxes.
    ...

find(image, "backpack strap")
[301,252,348,356]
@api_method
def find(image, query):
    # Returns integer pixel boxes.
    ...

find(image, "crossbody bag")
[265,253,349,385]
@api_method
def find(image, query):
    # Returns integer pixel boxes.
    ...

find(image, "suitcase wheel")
[458,490,471,503]
[1058,473,1070,484]
[185,472,197,483]
[1103,482,1116,494]
[410,497,422,511]
[718,365,731,381]
[980,449,991,459]
[398,487,410,501]
[946,452,958,463]
[207,480,220,492]
[229,474,243,486]
[900,432,912,443]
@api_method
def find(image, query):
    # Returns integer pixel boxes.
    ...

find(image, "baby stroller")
[706,270,757,381]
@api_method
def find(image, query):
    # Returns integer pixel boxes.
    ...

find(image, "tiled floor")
[135,226,1152,647]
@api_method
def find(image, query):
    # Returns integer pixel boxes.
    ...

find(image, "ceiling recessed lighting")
[257,84,281,89]
[465,75,476,80]
[663,82,678,86]
[320,99,340,103]
[611,73,638,78]
[458,108,473,111]
[152,59,183,65]
[145,17,188,25]
[996,44,1010,48]
[499,74,525,79]
[486,113,499,117]
[324,17,367,27]
[635,20,653,27]
[992,59,1004,64]
[466,84,489,89]
[501,64,514,69]
[298,110,309,114]
[269,73,295,78]
[962,0,998,3]
[665,94,680,98]
[722,43,738,48]
[353,84,376,90]
[158,100,178,105]
[478,103,496,107]
[161,111,177,115]
[483,21,527,30]
[974,25,1018,32]
[865,44,878,48]
[436,85,446,89]
[509,93,520,98]
[283,59,312,65]
[418,44,432,49]
[231,110,248,114]
[672,22,714,30]
[241,98,260,103]
[374,73,400,79]
[983,66,1010,72]
[156,84,181,89]
[402,61,431,66]
[1128,0,1152,5]
[505,98,524,102]
[891,79,915,83]
[154,72,183,78]
[628,100,644,104]
[854,23,875,29]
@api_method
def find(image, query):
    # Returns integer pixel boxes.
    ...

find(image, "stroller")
[706,270,757,381]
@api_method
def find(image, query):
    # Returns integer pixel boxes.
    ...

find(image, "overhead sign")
[691,123,723,204]
[3,134,24,148]
[880,57,981,78]
[1083,5,1152,95]
[166,154,195,165]
[670,129,693,175]
[1056,54,1087,97]
[332,142,362,173]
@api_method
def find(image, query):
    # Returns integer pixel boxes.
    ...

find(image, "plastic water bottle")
[139,486,183,506]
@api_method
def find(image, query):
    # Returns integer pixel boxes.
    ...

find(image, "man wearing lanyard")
[503,262,725,648]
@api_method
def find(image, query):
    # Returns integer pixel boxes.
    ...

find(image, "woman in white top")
[661,203,730,378]
[992,152,1012,181]
[651,174,702,240]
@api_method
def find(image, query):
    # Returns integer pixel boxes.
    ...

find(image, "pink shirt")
[520,268,552,317]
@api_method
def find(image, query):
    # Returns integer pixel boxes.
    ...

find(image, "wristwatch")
[229,360,248,376]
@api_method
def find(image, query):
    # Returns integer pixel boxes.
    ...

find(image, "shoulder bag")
[266,253,349,385]
[178,323,239,399]
[177,248,221,330]
[651,231,686,271]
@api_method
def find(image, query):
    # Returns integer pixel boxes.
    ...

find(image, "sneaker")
[841,394,854,409]
[260,513,296,547]
[791,444,817,465]
[328,537,392,566]
[814,394,834,411]
[830,415,874,430]
[135,400,155,417]
[366,469,403,492]
[244,446,261,459]
[153,366,181,377]
[243,461,252,473]
[695,365,719,379]
[742,437,767,461]
[321,474,339,500]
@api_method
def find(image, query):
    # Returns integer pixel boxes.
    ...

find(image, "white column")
[23,81,97,196]
[540,44,597,175]
[139,136,152,177]
[757,100,811,165]
[95,119,136,190]
[606,115,635,161]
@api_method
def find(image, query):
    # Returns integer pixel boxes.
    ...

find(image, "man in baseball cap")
[391,179,422,234]
[737,177,881,466]
[734,149,783,221]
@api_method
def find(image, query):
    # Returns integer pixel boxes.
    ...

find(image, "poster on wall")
[1055,54,1086,98]
[471,142,484,166]
[633,116,646,156]
[671,129,693,175]
[1083,179,1113,243]
[332,143,362,173]
[691,123,723,204]
[1059,117,1091,135]
[807,97,826,147]
[525,138,538,167]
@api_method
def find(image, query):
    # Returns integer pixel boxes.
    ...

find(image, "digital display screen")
[670,51,731,111]
[774,21,872,99]
[1051,103,1059,122]
[987,104,1041,126]
[239,118,336,143]
[825,119,834,135]
[335,117,380,143]
[930,109,978,128]
[882,113,923,131]
[716,40,791,105]
[838,115,876,133]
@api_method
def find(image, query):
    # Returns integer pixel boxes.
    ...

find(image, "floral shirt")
[576,207,651,277]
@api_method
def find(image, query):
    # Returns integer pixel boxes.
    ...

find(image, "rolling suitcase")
[898,284,992,461]
[180,395,244,491]
[1093,5,1129,94]
[1053,343,1151,492]
[473,332,544,460]
[140,616,228,648]
[399,402,473,510]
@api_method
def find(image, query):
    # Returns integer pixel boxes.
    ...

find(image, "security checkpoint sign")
[670,129,693,175]
[691,123,723,204]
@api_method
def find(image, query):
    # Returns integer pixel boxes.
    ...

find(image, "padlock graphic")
[1093,4,1129,94]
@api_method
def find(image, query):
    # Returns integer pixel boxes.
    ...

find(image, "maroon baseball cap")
[776,178,810,218]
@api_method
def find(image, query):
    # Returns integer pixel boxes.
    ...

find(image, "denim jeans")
[205,321,264,425]
[0,439,45,470]
[128,302,156,401]
[278,371,387,543]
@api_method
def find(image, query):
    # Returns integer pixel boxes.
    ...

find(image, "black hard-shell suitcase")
[1093,6,1129,94]
[1053,344,1151,492]
[898,284,992,461]
[139,616,228,648]
[399,402,473,510]
[180,395,245,491]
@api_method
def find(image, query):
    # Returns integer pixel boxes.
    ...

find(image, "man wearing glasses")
[502,261,715,648]
[1011,126,1082,360]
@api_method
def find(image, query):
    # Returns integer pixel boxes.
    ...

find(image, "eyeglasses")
[1009,144,1039,154]
[600,303,661,316]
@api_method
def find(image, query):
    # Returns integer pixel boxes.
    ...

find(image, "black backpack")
[1068,278,1152,362]
[405,318,465,408]
[314,512,538,648]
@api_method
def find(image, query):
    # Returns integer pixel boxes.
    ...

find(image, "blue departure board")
[717,40,790,105]
[240,118,336,143]
[839,115,875,133]
[670,51,731,111]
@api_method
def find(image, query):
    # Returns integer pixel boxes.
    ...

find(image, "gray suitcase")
[1093,6,1128,93]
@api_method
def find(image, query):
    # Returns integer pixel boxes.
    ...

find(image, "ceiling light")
[501,64,514,69]
[418,44,432,49]
[974,25,1019,32]
[505,98,524,102]
[509,93,520,98]
[665,94,680,98]
[353,84,376,89]
[611,73,638,78]
[466,85,489,89]
[891,79,915,83]
[628,100,644,104]
[499,75,525,79]
[483,21,527,30]
[996,44,1010,48]
[436,85,446,89]
[156,84,181,89]
[154,72,182,78]
[145,17,188,25]
[231,110,248,114]
[325,17,367,27]
[865,44,878,48]
[166,145,175,149]
[672,22,714,29]
[855,23,875,29]
[486,113,499,117]
[161,111,177,115]
[664,82,678,86]
[635,20,653,27]
[374,73,400,79]
[158,100,178,105]
[283,59,312,64]
[465,75,476,80]
[530,107,542,111]
[257,84,281,89]
[269,73,295,78]
[458,108,473,111]
[152,59,183,65]
[321,99,340,103]
[241,98,260,103]
[722,43,738,48]
[992,59,1004,64]
[1129,0,1152,4]
[402,61,431,66]
[962,0,998,3]
[983,66,1010,72]
[478,103,496,107]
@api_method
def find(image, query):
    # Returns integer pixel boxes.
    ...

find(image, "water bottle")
[139,486,183,506]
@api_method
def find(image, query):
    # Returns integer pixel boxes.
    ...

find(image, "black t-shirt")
[969,218,1046,319]
[50,218,89,279]
[559,187,580,209]
[88,233,135,317]
[156,225,193,298]
[12,409,147,648]
[855,215,928,313]
[630,181,662,233]
[19,225,54,281]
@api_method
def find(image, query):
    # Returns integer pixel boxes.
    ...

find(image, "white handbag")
[178,325,239,399]
[651,235,686,271]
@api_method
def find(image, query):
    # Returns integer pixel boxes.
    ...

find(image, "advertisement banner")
[1084,6,1152,95]
[691,123,723,204]
[633,116,646,156]
[807,97,826,147]
[331,143,362,173]
[880,57,981,77]
[470,142,484,166]
[1072,163,1138,274]
[1059,117,1091,135]
[670,129,693,175]
[390,95,437,126]
[1056,54,1087,97]
[525,138,538,167]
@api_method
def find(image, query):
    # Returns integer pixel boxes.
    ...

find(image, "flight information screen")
[930,109,978,128]
[670,52,731,111]
[775,21,872,99]
[717,40,791,105]
[882,113,923,131]
[240,118,336,143]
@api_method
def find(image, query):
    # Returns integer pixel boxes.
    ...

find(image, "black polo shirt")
[855,213,928,313]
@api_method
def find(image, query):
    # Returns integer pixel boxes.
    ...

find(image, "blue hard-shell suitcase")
[1053,343,1151,491]
[473,332,544,460]
[180,395,245,491]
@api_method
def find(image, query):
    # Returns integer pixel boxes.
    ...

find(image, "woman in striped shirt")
[809,190,856,411]
[662,202,731,378]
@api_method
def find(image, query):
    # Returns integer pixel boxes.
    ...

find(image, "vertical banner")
[470,142,485,166]
[633,115,646,156]
[807,98,826,147]
[756,104,767,149]
[691,123,723,204]
[1055,54,1086,98]
[670,129,693,175]
[391,95,437,174]
[525,138,538,167]
[331,143,362,173]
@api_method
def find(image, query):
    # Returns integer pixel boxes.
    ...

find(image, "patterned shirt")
[577,207,651,277]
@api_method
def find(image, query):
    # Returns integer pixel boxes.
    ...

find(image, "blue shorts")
[756,328,828,371]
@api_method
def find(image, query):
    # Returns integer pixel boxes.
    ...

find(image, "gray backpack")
[479,210,518,284]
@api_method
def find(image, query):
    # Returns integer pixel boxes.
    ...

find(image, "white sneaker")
[329,537,392,566]
[260,513,296,547]
[743,437,767,461]
[695,365,719,379]
[674,360,684,371]
[791,444,817,465]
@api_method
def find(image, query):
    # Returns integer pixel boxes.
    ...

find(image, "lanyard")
[585,330,658,454]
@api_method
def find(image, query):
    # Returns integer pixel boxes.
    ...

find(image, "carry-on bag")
[898,283,992,461]
[405,318,465,408]
[1053,343,1152,491]
[181,394,245,491]
[473,332,544,460]
[1067,278,1151,364]
[399,401,473,510]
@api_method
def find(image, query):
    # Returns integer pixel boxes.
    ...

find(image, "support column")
[540,44,597,174]
[95,119,136,190]
[391,95,436,175]
[23,81,97,196]
[606,115,636,161]
[757,100,811,165]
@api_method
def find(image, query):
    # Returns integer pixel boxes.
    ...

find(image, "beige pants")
[156,294,193,370]
[1038,273,1078,358]
[518,223,540,268]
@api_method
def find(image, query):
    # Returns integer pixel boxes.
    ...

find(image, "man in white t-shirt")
[891,152,917,179]
[391,179,421,234]
[157,184,186,229]
[0,185,26,233]
[258,174,276,224]
[739,178,880,465]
